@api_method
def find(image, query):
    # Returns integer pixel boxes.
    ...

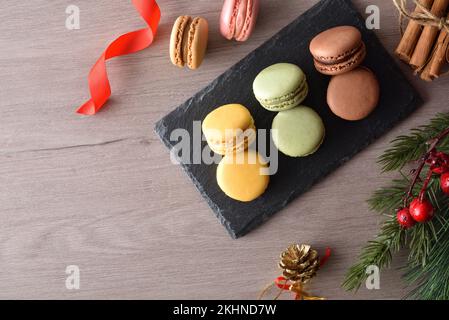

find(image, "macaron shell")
[169,16,190,67]
[327,67,380,121]
[217,150,270,202]
[187,17,209,70]
[203,104,253,140]
[235,0,259,42]
[310,26,363,63]
[253,63,307,104]
[272,107,325,157]
[220,0,238,40]
[313,42,366,76]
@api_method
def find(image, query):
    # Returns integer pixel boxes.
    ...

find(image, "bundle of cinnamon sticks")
[395,0,449,81]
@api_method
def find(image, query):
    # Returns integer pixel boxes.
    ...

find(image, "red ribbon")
[319,247,332,267]
[275,248,331,300]
[275,277,292,290]
[77,0,161,115]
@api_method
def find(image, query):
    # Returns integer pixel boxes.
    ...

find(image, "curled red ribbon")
[77,0,161,115]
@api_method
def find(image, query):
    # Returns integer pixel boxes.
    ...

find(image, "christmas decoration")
[259,244,331,300]
[343,112,449,300]
[279,244,320,283]
[440,172,449,194]
[77,0,161,115]
[397,208,416,229]
[393,0,449,81]
[409,197,434,222]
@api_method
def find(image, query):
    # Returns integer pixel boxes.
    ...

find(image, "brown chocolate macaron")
[310,26,366,76]
[327,67,380,121]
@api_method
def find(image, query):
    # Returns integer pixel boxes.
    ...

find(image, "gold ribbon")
[289,281,326,301]
[258,277,325,301]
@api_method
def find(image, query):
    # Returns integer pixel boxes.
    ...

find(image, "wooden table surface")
[1,0,448,300]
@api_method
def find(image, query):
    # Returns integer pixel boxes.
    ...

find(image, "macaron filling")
[313,43,366,74]
[206,121,257,155]
[203,104,257,155]
[253,63,309,112]
[257,82,309,111]
[313,42,364,64]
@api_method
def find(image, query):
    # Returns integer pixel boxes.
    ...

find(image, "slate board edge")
[154,0,424,239]
[153,125,236,237]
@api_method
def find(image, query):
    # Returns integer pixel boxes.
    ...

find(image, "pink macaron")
[220,0,260,42]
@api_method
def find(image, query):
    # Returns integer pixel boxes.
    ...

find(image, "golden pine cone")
[279,244,320,284]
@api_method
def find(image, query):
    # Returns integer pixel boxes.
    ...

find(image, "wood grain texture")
[0,0,447,300]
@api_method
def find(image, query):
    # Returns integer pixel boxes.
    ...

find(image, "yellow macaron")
[202,104,256,155]
[217,150,270,202]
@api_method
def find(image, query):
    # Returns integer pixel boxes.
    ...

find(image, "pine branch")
[343,112,449,297]
[344,176,446,293]
[367,174,411,215]
[404,230,449,300]
[403,184,449,300]
[379,113,449,172]
[406,181,441,266]
[343,176,409,291]
[342,217,404,291]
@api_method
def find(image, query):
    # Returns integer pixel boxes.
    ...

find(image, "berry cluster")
[397,151,449,229]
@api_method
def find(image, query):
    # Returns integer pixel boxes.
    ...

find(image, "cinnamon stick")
[396,0,434,63]
[421,18,449,81]
[410,0,449,69]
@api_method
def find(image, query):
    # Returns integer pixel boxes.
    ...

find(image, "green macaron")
[272,106,325,157]
[253,63,308,112]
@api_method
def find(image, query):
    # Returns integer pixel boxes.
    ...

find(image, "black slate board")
[155,0,422,238]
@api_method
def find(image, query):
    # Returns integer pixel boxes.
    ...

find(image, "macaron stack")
[309,26,380,121]
[202,104,269,202]
[253,63,325,158]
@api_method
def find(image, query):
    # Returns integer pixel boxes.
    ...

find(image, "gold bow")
[258,277,325,300]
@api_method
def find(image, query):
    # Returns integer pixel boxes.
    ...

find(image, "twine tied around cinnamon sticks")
[393,0,449,32]
[394,0,449,81]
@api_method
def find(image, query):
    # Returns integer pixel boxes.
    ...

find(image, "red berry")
[441,173,449,195]
[397,208,416,229]
[409,198,434,223]
[429,152,449,174]
[431,165,449,175]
